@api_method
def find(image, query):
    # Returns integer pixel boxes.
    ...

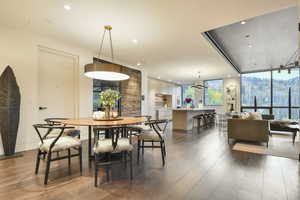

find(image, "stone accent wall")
[120,67,141,116]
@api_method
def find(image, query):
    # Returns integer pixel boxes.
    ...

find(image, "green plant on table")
[99,89,121,118]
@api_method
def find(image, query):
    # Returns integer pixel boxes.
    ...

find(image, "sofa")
[227,114,272,146]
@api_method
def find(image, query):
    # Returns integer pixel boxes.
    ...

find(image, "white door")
[38,47,78,123]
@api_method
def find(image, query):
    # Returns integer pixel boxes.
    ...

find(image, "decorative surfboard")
[0,66,21,158]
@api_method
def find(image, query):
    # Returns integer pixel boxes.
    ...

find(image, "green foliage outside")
[183,87,195,99]
[207,88,223,105]
[204,80,224,105]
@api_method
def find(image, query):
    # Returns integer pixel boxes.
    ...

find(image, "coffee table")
[270,120,299,144]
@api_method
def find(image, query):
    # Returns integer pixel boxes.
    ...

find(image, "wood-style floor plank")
[0,127,299,200]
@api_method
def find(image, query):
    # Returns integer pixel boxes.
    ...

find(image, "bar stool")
[211,112,217,126]
[203,114,210,128]
[208,113,216,126]
[192,114,204,130]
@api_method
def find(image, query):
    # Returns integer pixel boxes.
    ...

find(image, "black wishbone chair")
[93,126,134,187]
[33,124,82,185]
[137,119,169,166]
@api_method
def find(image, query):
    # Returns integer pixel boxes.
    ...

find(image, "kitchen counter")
[172,108,215,131]
[173,108,215,111]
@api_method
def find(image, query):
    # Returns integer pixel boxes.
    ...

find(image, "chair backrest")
[145,119,169,140]
[33,124,73,151]
[134,115,152,122]
[44,118,69,125]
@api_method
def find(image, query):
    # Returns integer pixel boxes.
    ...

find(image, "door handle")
[39,106,48,110]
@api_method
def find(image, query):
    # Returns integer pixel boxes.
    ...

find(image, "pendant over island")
[172,108,215,131]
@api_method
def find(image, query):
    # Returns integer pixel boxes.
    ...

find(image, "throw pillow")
[240,112,251,120]
[249,112,262,120]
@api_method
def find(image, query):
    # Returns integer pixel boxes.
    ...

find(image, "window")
[241,72,271,107]
[182,85,195,106]
[241,69,300,120]
[204,80,224,106]
[93,80,120,112]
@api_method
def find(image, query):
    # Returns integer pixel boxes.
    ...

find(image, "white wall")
[0,25,147,155]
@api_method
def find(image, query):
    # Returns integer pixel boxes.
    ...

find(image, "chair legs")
[79,147,83,175]
[129,151,133,180]
[160,141,165,166]
[68,149,71,173]
[44,152,52,185]
[137,139,166,166]
[94,151,133,187]
[37,147,82,185]
[35,150,41,174]
[137,140,141,164]
[94,157,99,187]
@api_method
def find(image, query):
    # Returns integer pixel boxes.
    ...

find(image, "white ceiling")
[0,0,297,83]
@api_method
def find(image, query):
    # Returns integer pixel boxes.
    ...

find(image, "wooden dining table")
[58,117,146,160]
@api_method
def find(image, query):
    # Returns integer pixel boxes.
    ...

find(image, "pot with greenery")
[99,89,121,119]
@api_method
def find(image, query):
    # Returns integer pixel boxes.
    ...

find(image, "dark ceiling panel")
[206,7,298,73]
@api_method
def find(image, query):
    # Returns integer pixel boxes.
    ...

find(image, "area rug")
[232,133,300,160]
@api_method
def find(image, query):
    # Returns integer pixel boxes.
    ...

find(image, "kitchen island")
[172,108,215,131]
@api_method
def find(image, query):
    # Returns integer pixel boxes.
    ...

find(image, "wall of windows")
[241,68,300,120]
[182,85,195,106]
[204,80,224,106]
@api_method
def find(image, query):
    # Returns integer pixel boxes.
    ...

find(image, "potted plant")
[99,89,121,119]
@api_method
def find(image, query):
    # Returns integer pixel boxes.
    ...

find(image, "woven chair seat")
[39,136,81,152]
[138,130,164,141]
[93,138,133,153]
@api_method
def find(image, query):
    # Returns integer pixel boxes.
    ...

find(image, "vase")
[105,106,111,119]
[186,103,191,109]
[93,111,105,120]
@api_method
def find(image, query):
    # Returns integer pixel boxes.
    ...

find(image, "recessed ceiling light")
[248,44,252,48]
[157,76,160,79]
[64,4,72,10]
[241,21,246,25]
[136,63,141,66]
[132,39,138,44]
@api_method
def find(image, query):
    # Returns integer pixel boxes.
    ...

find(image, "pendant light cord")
[97,26,114,62]
[108,29,114,61]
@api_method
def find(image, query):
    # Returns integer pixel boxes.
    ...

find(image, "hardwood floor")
[0,126,299,200]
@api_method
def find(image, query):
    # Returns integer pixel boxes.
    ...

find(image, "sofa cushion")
[249,112,262,120]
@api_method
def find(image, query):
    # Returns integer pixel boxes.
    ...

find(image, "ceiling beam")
[202,32,241,74]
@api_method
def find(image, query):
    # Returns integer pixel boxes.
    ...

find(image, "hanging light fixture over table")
[84,25,129,81]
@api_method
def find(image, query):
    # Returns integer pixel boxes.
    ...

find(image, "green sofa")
[228,118,270,146]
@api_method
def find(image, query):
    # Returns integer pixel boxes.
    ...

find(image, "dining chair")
[93,126,134,187]
[33,124,82,185]
[137,119,169,166]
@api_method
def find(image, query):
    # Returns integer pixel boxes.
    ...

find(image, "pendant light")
[84,25,130,81]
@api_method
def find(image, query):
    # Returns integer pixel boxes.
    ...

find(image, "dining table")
[58,116,146,161]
